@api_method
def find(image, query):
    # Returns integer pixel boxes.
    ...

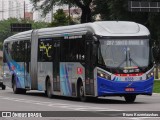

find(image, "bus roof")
[37,21,149,37]
[4,21,150,43]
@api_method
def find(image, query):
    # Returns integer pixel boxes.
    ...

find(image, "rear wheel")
[124,95,136,103]
[13,80,20,94]
[2,85,6,90]
[21,89,26,94]
[78,81,87,102]
[46,80,52,98]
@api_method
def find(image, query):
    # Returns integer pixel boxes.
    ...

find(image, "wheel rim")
[80,85,84,97]
[13,82,16,92]
[47,82,51,97]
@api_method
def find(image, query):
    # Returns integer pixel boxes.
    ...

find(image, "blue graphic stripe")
[97,76,154,96]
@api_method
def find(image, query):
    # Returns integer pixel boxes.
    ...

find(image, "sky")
[25,0,33,12]
[25,0,31,4]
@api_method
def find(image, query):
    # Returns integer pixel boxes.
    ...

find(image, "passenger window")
[61,35,85,62]
[38,38,53,62]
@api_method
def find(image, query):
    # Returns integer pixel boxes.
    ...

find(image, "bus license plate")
[125,88,135,92]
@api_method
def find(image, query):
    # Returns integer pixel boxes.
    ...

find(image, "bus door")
[85,37,97,95]
[53,40,60,91]
[24,40,31,89]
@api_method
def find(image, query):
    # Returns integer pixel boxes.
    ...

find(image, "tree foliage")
[0,18,49,50]
[49,9,75,27]
[30,0,93,23]
[0,18,18,49]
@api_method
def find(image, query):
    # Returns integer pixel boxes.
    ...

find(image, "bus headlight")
[146,70,154,79]
[97,70,111,80]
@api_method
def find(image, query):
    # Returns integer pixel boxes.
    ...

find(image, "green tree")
[49,9,76,27]
[30,0,93,23]
[0,18,49,50]
[50,9,69,27]
[0,18,19,50]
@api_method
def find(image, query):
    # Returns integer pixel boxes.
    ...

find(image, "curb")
[153,93,160,95]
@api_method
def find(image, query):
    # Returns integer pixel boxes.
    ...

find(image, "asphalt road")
[0,87,160,120]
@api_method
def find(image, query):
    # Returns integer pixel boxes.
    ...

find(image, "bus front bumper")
[97,76,154,96]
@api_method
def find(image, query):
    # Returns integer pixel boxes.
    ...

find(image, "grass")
[153,80,160,93]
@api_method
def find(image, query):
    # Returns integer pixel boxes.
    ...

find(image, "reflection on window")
[4,40,31,62]
[38,38,53,62]
[61,36,85,62]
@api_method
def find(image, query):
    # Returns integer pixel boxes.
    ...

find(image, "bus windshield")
[98,39,149,68]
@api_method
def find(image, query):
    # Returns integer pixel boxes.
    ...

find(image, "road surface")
[0,87,160,120]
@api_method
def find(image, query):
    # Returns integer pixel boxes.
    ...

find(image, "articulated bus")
[3,21,154,103]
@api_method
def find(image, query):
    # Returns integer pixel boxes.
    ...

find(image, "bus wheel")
[2,85,6,90]
[124,95,136,103]
[44,90,47,96]
[78,82,87,102]
[13,80,20,94]
[46,80,52,98]
[21,89,26,94]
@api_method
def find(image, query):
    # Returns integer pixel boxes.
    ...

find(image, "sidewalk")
[154,79,160,80]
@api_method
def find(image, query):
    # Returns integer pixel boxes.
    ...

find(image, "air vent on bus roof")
[95,21,140,34]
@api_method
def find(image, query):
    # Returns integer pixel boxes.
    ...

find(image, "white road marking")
[0,96,122,111]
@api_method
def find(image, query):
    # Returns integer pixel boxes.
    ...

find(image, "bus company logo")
[2,112,11,117]
[77,67,83,74]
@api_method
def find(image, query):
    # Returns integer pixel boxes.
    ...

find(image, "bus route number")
[125,77,134,81]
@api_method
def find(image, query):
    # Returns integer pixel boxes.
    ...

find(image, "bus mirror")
[93,36,98,42]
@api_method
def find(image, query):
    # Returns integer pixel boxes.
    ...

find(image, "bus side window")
[3,43,8,63]
[70,36,85,61]
[61,36,85,62]
[38,38,53,62]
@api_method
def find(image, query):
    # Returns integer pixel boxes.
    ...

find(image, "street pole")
[51,6,53,23]
[24,1,25,20]
[68,1,71,25]
[1,0,4,20]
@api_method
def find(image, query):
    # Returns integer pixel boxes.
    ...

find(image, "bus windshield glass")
[98,39,149,68]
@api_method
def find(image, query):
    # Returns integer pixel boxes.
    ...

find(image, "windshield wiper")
[128,51,143,71]
[116,48,142,70]
[116,47,128,68]
[116,58,127,68]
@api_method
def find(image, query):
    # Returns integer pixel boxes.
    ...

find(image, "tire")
[13,80,20,94]
[78,81,87,102]
[44,90,47,96]
[124,95,136,103]
[20,89,26,94]
[2,85,6,90]
[46,80,52,98]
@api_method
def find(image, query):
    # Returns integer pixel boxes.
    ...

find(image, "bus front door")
[85,41,95,95]
[53,41,60,91]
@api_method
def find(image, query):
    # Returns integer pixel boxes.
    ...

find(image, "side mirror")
[93,36,98,42]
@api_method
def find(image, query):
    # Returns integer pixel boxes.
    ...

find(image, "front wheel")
[46,80,52,98]
[124,95,136,103]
